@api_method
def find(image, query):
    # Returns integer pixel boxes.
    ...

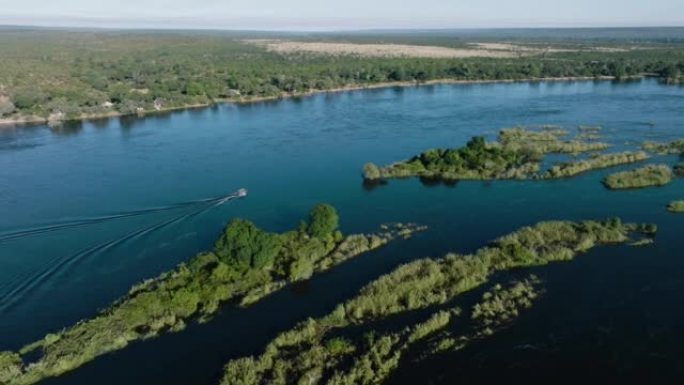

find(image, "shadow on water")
[361,178,389,192]
[48,121,83,136]
[419,175,459,188]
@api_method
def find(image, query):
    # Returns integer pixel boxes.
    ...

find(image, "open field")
[246,40,636,58]
[246,39,526,58]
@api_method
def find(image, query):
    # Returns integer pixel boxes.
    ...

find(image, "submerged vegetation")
[220,219,655,385]
[603,164,673,190]
[0,205,425,385]
[667,201,684,213]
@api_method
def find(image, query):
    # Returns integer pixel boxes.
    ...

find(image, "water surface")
[1,79,683,384]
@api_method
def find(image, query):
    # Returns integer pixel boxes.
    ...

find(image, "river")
[1,79,683,384]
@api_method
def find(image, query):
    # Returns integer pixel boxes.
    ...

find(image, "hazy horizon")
[0,0,682,31]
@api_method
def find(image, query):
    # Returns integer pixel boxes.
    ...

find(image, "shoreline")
[0,75,649,129]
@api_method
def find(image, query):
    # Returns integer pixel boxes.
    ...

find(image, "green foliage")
[325,337,356,356]
[366,128,640,182]
[667,200,684,213]
[603,164,673,189]
[362,163,381,180]
[542,151,650,179]
[381,135,539,180]
[0,351,22,384]
[0,97,15,117]
[642,139,684,155]
[214,219,282,269]
[307,204,339,239]
[498,127,609,154]
[472,276,540,327]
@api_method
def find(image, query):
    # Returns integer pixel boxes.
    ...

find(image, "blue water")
[1,79,683,384]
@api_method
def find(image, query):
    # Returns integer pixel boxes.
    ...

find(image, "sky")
[0,0,682,30]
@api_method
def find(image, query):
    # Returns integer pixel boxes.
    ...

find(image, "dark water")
[1,79,683,384]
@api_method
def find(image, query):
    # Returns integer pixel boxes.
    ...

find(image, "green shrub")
[307,204,339,239]
[214,219,282,269]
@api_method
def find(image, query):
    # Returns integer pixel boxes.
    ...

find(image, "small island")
[497,127,609,154]
[363,128,647,183]
[642,139,684,155]
[364,136,541,181]
[541,151,650,179]
[0,205,425,385]
[602,164,673,190]
[667,200,684,213]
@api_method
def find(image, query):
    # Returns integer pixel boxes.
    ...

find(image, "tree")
[307,204,339,239]
[214,219,282,269]
[12,89,45,109]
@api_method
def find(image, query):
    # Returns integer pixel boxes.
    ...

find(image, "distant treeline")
[0,30,683,121]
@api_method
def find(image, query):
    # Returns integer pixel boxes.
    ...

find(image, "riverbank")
[0,75,648,129]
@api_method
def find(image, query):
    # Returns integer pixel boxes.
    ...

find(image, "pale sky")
[0,0,682,30]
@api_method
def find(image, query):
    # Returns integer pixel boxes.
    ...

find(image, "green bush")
[307,204,339,239]
[214,219,282,269]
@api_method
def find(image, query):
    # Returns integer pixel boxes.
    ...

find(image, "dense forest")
[1,28,684,123]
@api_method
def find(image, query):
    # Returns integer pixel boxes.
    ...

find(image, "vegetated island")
[642,139,684,155]
[219,218,655,385]
[667,200,684,213]
[0,204,425,385]
[363,127,648,182]
[602,164,673,190]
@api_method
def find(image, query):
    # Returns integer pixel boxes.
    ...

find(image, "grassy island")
[220,219,655,385]
[0,205,425,385]
[363,136,540,181]
[541,151,650,179]
[642,139,684,155]
[497,127,609,154]
[667,201,684,213]
[363,128,645,182]
[603,164,673,190]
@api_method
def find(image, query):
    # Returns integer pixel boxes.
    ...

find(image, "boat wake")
[0,190,246,243]
[0,189,246,311]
